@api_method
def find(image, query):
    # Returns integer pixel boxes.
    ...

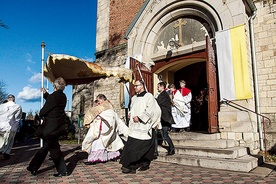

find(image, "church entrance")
[151,37,219,133]
[130,39,219,133]
[173,62,208,132]
[154,59,208,132]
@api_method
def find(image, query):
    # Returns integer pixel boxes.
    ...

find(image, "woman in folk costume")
[82,94,129,165]
[171,80,192,132]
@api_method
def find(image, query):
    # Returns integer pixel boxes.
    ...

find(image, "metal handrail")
[222,98,271,160]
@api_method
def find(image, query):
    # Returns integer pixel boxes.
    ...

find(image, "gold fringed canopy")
[44,54,133,85]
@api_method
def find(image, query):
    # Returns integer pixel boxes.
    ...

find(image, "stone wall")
[93,77,126,118]
[254,0,276,151]
[71,83,94,123]
[96,0,109,52]
[219,103,260,154]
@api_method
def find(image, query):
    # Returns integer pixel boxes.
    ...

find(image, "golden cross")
[173,18,187,46]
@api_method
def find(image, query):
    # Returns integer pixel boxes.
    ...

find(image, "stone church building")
[71,0,276,170]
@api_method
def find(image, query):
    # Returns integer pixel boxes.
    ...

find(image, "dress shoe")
[27,167,37,176]
[138,165,149,171]
[121,166,136,174]
[167,149,175,156]
[53,172,69,177]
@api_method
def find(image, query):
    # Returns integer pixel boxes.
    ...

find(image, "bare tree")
[0,80,8,103]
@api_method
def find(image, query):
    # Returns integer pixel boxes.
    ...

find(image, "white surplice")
[171,90,192,129]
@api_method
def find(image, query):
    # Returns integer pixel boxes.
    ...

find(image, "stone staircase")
[155,131,264,172]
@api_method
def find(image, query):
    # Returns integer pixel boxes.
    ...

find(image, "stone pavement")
[0,138,276,184]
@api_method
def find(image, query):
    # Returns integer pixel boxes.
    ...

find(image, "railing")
[222,98,271,160]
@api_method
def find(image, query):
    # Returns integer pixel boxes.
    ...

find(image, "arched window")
[154,18,208,54]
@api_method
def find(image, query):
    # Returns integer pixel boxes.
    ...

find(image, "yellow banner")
[230,25,252,100]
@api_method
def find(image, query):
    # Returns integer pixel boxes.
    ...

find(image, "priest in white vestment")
[0,94,22,159]
[82,94,128,165]
[171,80,192,131]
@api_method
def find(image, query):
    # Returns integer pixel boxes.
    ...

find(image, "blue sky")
[0,0,97,114]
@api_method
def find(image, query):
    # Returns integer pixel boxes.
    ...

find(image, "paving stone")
[0,138,275,183]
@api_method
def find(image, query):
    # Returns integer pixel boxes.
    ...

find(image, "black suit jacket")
[38,89,67,139]
[156,90,175,126]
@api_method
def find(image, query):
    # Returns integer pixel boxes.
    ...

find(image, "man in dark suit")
[27,77,68,177]
[156,81,175,156]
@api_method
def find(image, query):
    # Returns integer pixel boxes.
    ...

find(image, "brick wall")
[109,0,145,47]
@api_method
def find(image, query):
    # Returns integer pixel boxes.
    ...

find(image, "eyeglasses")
[134,84,142,88]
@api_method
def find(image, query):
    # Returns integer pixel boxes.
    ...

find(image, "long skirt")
[87,121,120,163]
[119,130,156,167]
[88,138,120,163]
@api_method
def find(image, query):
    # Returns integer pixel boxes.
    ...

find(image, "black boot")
[167,149,175,156]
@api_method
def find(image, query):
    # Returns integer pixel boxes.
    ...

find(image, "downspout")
[249,10,264,151]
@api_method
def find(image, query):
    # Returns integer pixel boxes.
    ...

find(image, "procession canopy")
[44,54,133,85]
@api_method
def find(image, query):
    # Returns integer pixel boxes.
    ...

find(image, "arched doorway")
[151,37,219,133]
[128,8,220,133]
[154,58,208,132]
[174,62,208,132]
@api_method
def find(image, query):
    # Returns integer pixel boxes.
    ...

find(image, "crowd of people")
[0,77,196,176]
[80,79,192,174]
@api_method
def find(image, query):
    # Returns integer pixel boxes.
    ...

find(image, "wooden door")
[206,36,219,133]
[129,57,153,97]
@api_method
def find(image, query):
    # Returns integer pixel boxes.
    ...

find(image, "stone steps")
[155,131,263,172]
[173,146,248,159]
[155,152,263,172]
[172,139,236,149]
[169,131,221,140]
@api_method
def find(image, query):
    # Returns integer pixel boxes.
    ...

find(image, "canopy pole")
[136,63,148,92]
[40,41,46,148]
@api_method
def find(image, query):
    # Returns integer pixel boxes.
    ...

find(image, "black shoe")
[84,161,97,165]
[3,153,10,160]
[27,167,37,176]
[53,172,69,177]
[138,165,149,171]
[167,149,175,156]
[121,166,136,174]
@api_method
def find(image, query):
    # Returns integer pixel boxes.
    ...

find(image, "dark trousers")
[162,126,175,151]
[155,126,175,154]
[28,139,67,174]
